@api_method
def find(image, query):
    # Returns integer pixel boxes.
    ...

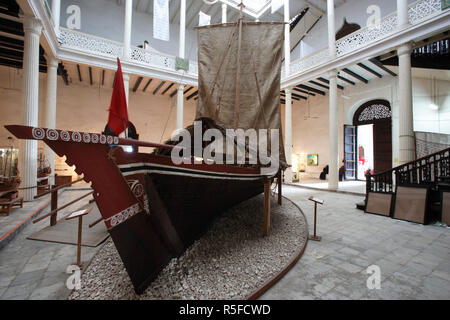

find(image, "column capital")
[21,15,42,36]
[44,55,59,69]
[328,69,338,78]
[284,87,293,94]
[397,42,413,56]
[178,83,185,91]
[122,73,130,81]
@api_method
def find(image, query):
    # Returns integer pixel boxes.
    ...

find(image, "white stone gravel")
[68,194,308,300]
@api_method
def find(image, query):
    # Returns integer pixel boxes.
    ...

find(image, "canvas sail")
[196,22,286,165]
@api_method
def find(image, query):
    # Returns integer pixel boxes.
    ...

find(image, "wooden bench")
[0,196,24,216]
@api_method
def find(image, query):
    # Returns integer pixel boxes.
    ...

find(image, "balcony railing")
[289,0,443,77]
[56,0,442,82]
[59,27,198,76]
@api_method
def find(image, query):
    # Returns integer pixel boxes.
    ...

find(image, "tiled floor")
[260,186,450,300]
[0,189,100,300]
[0,185,449,300]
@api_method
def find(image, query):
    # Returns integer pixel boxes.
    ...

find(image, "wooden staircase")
[360,147,450,223]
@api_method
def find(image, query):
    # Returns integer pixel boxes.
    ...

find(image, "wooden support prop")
[263,178,271,237]
[66,207,92,268]
[50,185,58,226]
[277,170,282,205]
[308,196,323,241]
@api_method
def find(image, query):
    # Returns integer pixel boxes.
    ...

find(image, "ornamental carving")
[358,104,391,122]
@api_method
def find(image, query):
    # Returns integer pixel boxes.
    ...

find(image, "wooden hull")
[5,125,271,294]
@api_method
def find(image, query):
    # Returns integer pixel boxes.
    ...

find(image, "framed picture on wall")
[307,154,319,166]
[443,0,450,10]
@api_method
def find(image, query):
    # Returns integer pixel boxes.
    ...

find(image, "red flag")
[107,58,129,135]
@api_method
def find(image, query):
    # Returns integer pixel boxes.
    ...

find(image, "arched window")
[353,99,391,126]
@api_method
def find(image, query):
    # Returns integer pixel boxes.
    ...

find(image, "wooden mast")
[233,1,244,129]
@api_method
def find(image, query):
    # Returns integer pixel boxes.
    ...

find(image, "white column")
[327,0,336,58]
[20,16,42,201]
[398,42,415,164]
[222,3,227,23]
[176,0,186,130]
[51,0,61,36]
[44,56,58,185]
[121,0,132,130]
[123,0,133,60]
[284,87,293,183]
[283,0,292,182]
[284,0,291,75]
[123,73,130,104]
[328,70,339,190]
[397,0,409,29]
[179,0,186,58]
[177,84,185,129]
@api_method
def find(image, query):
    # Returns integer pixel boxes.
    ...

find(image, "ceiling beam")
[153,80,166,95]
[369,58,398,77]
[357,62,382,78]
[309,80,329,90]
[169,88,178,97]
[184,86,193,95]
[187,90,198,100]
[342,68,368,84]
[297,84,325,96]
[132,76,143,92]
[88,66,93,85]
[316,77,344,90]
[337,74,355,85]
[142,78,152,92]
[101,69,105,86]
[161,82,174,95]
[76,64,82,82]
[280,92,300,101]
[293,87,316,96]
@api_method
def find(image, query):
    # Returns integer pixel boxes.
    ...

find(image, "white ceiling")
[108,0,346,29]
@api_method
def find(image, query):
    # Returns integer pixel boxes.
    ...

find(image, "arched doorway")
[344,100,392,180]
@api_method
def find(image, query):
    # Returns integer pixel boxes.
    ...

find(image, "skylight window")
[220,0,272,18]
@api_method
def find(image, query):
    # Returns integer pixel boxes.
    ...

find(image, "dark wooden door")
[344,125,356,179]
[373,120,392,173]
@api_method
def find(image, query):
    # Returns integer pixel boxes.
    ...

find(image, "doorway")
[345,100,392,180]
